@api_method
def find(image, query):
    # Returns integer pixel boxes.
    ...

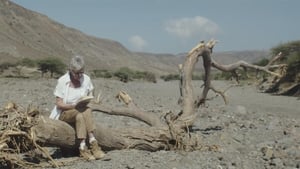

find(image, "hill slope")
[0,0,269,75]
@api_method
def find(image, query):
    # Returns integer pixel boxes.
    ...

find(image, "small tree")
[37,57,66,78]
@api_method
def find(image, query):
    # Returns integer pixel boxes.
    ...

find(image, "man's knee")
[76,113,84,121]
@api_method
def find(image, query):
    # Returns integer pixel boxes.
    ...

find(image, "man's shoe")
[79,146,95,161]
[90,141,105,159]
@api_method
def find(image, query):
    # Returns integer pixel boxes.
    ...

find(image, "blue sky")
[12,0,300,54]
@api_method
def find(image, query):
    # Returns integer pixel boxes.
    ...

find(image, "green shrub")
[18,58,36,67]
[160,72,203,81]
[286,52,300,66]
[192,74,203,80]
[285,52,300,82]
[213,72,232,80]
[160,74,180,81]
[92,69,113,78]
[271,40,300,57]
[113,67,132,82]
[37,57,66,77]
[272,40,300,82]
[133,71,156,83]
[112,67,157,83]
[253,58,269,66]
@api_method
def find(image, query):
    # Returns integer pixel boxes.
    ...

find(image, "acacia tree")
[37,57,66,78]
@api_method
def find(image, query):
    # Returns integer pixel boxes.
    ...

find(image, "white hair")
[69,55,85,71]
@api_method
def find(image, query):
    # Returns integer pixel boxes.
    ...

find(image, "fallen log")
[1,40,287,168]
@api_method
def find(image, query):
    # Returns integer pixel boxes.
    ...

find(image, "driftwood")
[0,40,287,167]
[31,40,286,151]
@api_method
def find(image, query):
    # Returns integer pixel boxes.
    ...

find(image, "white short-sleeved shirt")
[49,72,94,120]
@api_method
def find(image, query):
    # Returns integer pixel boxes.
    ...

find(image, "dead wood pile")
[0,103,63,168]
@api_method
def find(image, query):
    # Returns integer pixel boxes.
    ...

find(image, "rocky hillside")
[0,0,269,75]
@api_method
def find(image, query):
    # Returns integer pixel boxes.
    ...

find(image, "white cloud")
[164,16,220,39]
[128,35,147,51]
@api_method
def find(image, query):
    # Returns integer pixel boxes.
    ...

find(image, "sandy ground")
[0,78,299,169]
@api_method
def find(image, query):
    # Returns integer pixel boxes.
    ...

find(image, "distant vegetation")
[160,74,180,81]
[253,58,269,66]
[92,67,157,83]
[1,40,299,92]
[160,74,203,81]
[92,67,204,83]
[0,62,16,72]
[271,40,300,82]
[36,57,66,78]
[18,58,36,67]
[213,40,300,96]
[0,57,66,78]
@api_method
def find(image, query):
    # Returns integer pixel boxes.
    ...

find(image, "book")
[76,95,94,105]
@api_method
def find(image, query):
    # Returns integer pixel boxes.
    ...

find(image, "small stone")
[261,147,273,159]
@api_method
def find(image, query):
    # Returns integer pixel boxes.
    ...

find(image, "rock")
[261,147,273,159]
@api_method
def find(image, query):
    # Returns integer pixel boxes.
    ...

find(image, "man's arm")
[55,97,75,111]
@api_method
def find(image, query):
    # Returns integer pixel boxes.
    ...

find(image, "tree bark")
[32,116,76,148]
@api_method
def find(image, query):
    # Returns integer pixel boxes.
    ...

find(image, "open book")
[75,95,94,106]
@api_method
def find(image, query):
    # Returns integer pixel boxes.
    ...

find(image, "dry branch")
[211,52,287,82]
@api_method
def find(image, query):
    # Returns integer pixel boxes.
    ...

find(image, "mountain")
[213,50,270,64]
[0,0,269,76]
